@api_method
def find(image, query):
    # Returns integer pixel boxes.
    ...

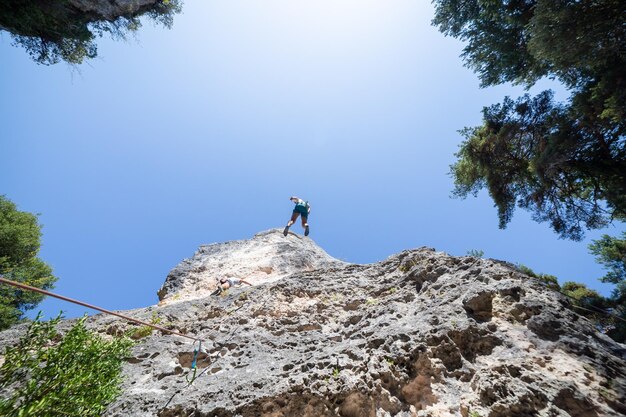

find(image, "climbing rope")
[0,274,269,411]
[0,275,217,410]
[0,276,201,341]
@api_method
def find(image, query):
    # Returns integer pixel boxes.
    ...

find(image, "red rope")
[0,276,198,341]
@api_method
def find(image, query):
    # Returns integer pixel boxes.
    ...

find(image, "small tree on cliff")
[0,195,57,330]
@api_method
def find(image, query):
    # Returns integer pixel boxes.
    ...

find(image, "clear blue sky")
[1,1,623,319]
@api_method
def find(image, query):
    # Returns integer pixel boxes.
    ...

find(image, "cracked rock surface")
[1,229,625,417]
[157,229,346,303]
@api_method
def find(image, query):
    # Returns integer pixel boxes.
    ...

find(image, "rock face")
[2,229,626,417]
[157,229,346,303]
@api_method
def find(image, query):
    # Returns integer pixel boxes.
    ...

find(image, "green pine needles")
[433,0,626,241]
[0,315,134,417]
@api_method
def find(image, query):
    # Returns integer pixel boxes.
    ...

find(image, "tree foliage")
[589,232,626,286]
[0,195,56,330]
[589,232,626,341]
[434,0,626,240]
[0,315,133,417]
[0,0,182,65]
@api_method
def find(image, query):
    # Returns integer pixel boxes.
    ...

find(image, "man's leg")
[288,212,299,227]
[302,216,309,236]
[284,212,300,235]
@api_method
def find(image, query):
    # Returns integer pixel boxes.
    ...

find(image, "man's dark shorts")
[293,204,308,221]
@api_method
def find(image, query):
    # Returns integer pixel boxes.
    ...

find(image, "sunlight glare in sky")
[206,0,430,69]
[263,0,402,44]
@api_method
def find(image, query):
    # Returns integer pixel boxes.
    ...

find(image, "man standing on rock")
[284,196,310,236]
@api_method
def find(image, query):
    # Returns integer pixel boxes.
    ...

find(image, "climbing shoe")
[304,224,310,236]
[283,225,290,236]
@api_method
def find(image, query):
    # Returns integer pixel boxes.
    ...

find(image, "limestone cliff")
[157,229,346,303]
[1,229,625,417]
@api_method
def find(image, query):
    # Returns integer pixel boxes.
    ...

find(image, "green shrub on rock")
[0,314,133,417]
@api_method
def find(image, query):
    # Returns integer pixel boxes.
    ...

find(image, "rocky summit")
[2,229,626,417]
[157,229,346,304]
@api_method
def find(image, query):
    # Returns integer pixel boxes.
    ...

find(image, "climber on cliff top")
[283,196,310,237]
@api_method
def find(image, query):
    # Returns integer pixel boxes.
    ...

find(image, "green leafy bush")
[0,315,133,417]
